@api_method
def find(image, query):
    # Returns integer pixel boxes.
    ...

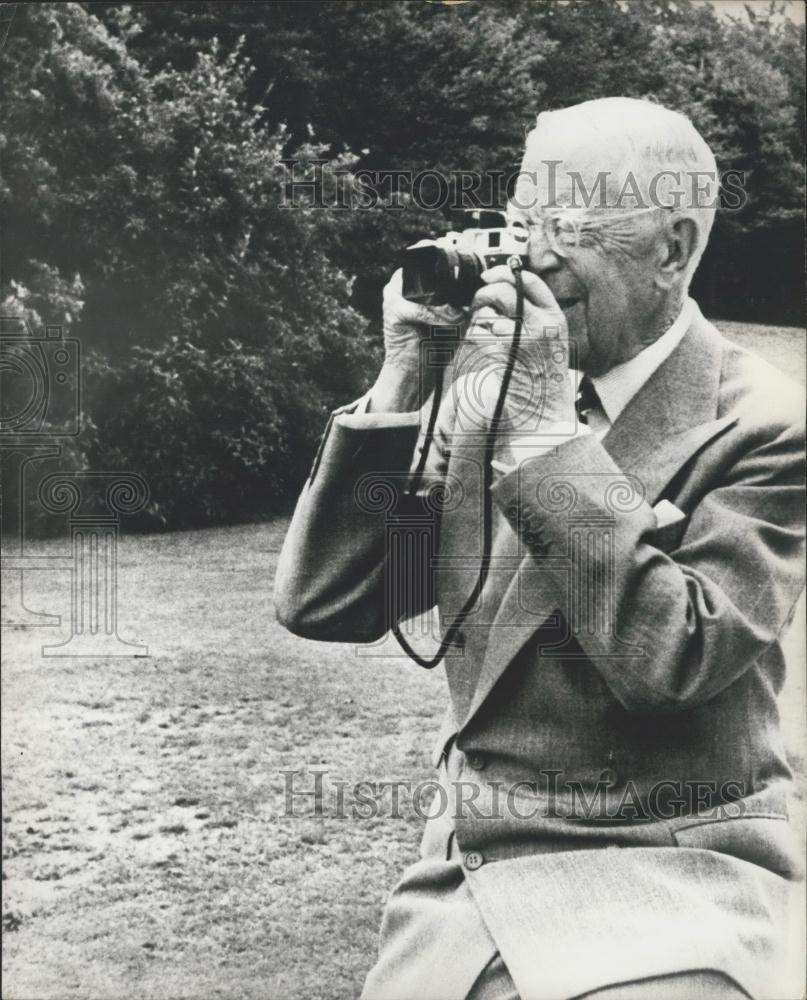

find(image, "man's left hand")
[463,266,575,440]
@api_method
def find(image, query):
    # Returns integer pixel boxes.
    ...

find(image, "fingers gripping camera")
[401,210,529,309]
[400,211,575,442]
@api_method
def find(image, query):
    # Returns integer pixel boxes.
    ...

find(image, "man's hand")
[460,266,575,443]
[368,268,466,413]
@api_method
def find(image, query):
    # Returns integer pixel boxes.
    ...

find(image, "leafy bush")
[110,0,805,325]
[2,5,377,530]
[1,1,803,534]
[85,337,333,528]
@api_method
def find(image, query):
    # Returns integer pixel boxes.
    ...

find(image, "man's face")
[512,127,670,376]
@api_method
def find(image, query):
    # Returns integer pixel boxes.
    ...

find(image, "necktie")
[575,375,599,424]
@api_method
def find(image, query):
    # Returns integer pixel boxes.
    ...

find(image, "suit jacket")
[274,307,806,998]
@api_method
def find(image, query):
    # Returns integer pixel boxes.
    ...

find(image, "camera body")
[401,209,529,309]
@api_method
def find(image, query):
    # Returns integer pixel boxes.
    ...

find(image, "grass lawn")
[2,319,804,1000]
[717,319,806,385]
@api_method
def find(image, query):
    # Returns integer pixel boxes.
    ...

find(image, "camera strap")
[392,257,525,669]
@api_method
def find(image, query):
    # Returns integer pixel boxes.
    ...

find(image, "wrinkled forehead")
[513,110,635,213]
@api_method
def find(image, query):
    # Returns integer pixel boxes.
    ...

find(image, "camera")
[401,209,529,309]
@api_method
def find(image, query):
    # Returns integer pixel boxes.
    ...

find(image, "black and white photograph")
[2,1,806,998]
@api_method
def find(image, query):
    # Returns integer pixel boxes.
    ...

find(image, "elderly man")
[274,98,805,999]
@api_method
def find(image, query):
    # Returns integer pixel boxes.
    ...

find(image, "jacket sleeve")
[273,396,451,643]
[491,418,806,714]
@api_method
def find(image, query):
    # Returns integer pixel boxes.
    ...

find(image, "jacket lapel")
[460,310,738,730]
[601,308,728,498]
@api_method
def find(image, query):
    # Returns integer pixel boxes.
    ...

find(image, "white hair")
[528,97,719,284]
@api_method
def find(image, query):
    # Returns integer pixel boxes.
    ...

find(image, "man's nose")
[528,232,562,273]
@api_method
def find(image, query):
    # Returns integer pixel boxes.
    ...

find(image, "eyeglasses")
[511,205,662,258]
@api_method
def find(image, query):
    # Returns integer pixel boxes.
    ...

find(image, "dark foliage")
[1,1,803,531]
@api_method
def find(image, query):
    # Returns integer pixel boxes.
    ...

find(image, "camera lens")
[401,244,483,309]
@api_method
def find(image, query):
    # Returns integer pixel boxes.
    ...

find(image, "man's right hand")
[368,268,467,413]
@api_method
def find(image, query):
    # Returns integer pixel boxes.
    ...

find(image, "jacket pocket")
[672,813,801,879]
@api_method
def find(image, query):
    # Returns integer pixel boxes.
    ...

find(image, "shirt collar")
[585,298,696,426]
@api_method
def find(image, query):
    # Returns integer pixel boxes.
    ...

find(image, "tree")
[2,4,377,527]
[97,0,804,324]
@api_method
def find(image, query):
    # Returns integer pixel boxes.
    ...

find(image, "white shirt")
[586,296,695,435]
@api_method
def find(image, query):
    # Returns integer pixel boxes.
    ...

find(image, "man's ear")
[656,216,699,289]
